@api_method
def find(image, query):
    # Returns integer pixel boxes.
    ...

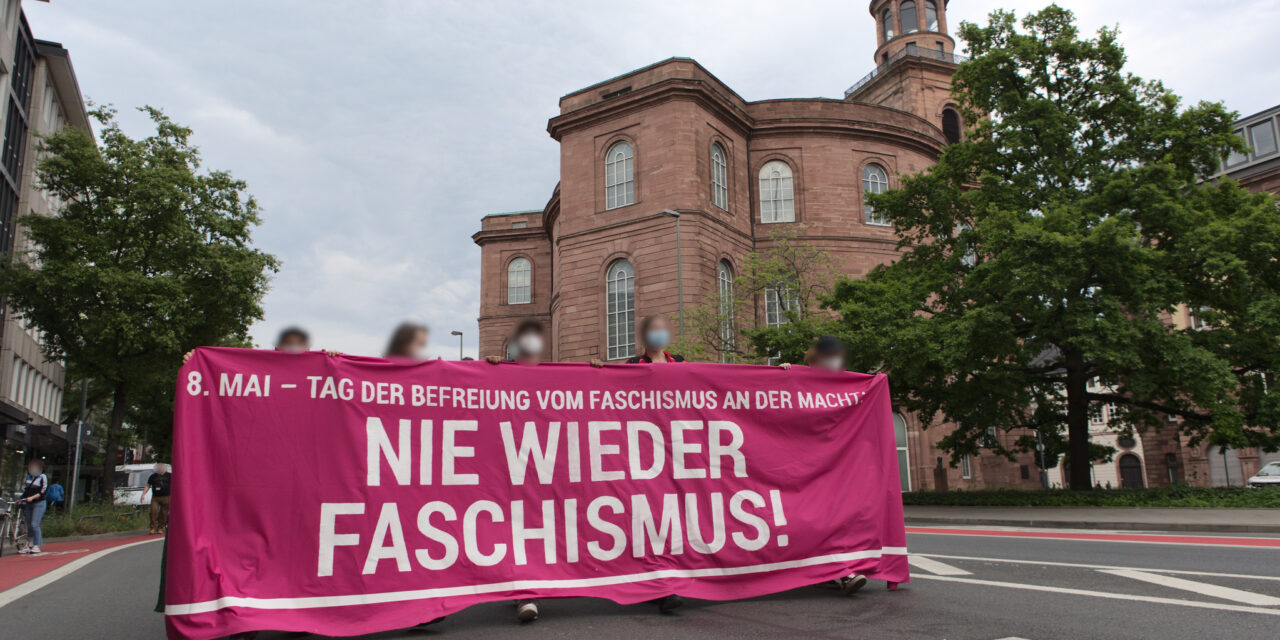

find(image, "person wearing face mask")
[487,319,545,367]
[780,335,869,596]
[18,459,48,554]
[626,314,685,364]
[383,322,431,360]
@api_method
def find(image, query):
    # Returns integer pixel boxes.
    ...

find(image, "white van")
[113,463,167,505]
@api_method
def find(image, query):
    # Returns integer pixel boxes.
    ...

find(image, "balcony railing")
[844,46,968,99]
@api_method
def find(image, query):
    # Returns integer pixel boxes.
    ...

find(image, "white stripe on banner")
[166,547,908,615]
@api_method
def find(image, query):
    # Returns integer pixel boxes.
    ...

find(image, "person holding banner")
[182,325,336,363]
[783,335,870,596]
[383,321,431,360]
[627,314,685,364]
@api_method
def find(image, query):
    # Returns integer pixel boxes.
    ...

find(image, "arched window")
[605,259,635,360]
[506,257,531,304]
[711,142,728,210]
[900,1,918,34]
[942,108,962,145]
[882,8,895,40]
[924,0,938,31]
[863,164,890,225]
[894,414,911,491]
[758,160,794,223]
[1118,454,1144,489]
[717,260,735,362]
[604,141,634,210]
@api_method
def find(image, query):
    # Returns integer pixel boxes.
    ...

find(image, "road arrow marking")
[1099,568,1280,607]
[908,555,972,576]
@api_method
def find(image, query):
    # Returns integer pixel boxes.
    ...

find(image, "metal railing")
[845,46,968,99]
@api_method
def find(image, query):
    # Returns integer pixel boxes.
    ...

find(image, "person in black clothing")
[142,463,172,535]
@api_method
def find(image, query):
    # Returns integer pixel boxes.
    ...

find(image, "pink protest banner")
[165,347,909,639]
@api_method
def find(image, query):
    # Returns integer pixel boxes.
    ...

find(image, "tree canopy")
[0,105,278,487]
[815,5,1279,489]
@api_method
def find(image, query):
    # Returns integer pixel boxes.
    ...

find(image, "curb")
[42,529,151,544]
[905,517,1280,535]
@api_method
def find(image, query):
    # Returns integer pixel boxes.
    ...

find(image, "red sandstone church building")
[474,1,1280,491]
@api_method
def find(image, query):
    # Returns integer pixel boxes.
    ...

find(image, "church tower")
[846,0,964,144]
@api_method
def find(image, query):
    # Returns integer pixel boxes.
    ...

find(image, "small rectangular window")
[1249,120,1278,158]
[1225,129,1249,167]
[960,455,972,479]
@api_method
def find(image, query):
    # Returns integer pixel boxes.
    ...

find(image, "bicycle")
[0,499,30,557]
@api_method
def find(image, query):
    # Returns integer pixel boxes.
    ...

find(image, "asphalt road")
[3,528,1278,640]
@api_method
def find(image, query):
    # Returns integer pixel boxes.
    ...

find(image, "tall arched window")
[506,257,531,304]
[605,259,635,360]
[942,108,962,145]
[758,160,794,223]
[717,260,735,362]
[711,142,728,210]
[894,414,911,491]
[900,1,918,34]
[924,0,938,31]
[863,164,890,225]
[882,8,895,40]
[604,141,634,210]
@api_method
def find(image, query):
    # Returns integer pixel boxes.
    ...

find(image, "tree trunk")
[100,382,128,498]
[1065,348,1093,490]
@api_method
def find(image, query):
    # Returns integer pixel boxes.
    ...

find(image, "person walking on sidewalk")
[142,463,172,535]
[19,459,49,554]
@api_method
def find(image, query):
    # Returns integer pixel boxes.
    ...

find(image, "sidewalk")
[904,505,1280,534]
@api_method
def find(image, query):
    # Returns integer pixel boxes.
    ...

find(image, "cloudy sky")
[24,0,1280,359]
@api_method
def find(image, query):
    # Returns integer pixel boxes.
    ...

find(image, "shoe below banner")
[164,348,909,640]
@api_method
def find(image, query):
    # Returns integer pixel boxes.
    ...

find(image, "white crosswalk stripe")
[1099,569,1280,607]
[908,555,972,576]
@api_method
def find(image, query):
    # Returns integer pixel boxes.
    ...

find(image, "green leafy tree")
[0,106,278,492]
[675,227,837,364]
[827,5,1280,489]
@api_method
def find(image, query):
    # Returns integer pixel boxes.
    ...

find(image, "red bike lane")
[0,533,160,594]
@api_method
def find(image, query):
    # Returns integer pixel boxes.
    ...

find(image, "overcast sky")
[23,0,1280,359]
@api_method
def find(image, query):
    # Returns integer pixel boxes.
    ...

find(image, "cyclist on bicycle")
[19,459,48,554]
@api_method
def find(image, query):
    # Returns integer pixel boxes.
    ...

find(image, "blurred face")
[643,318,672,351]
[408,329,429,360]
[154,463,165,474]
[814,352,846,372]
[277,333,309,353]
[28,463,39,475]
[515,331,544,362]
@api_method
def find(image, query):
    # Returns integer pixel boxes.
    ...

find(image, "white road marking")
[915,553,1280,582]
[913,574,1280,617]
[908,555,972,576]
[0,538,162,609]
[1099,568,1280,607]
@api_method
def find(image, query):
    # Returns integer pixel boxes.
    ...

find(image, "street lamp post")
[450,330,463,360]
[661,209,682,338]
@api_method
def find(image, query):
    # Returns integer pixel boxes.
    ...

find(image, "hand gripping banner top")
[164,348,909,639]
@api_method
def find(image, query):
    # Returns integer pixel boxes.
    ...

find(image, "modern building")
[475,1,1047,493]
[0,0,92,493]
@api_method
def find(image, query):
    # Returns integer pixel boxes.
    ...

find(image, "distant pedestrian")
[142,463,172,535]
[19,459,48,554]
[46,480,65,514]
